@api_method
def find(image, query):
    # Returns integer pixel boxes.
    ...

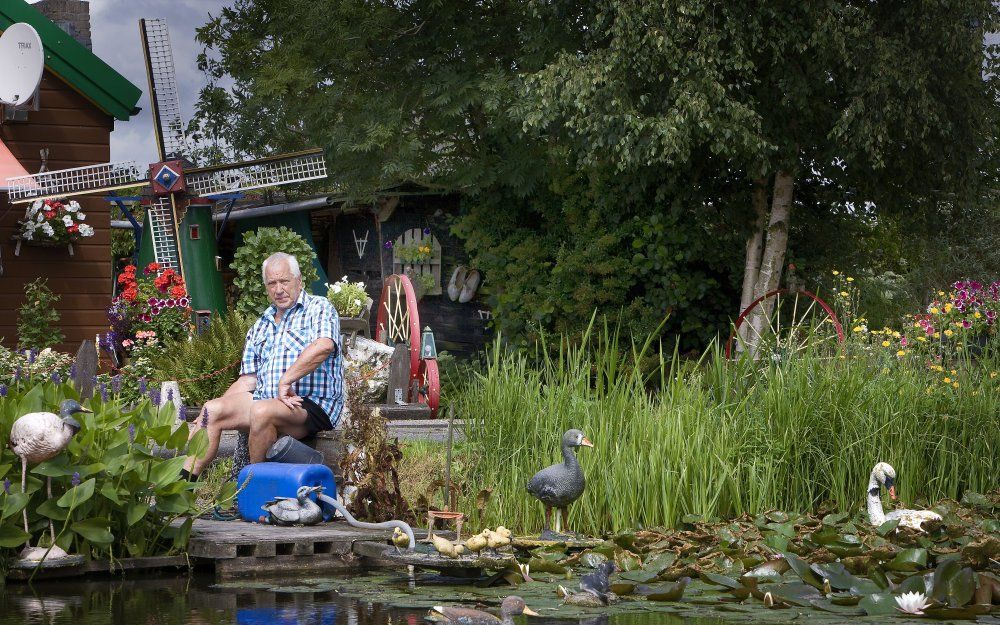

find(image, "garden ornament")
[316,492,415,549]
[458,268,482,303]
[867,462,942,532]
[526,429,593,535]
[392,526,411,553]
[557,584,617,607]
[426,596,538,625]
[262,485,324,526]
[10,399,88,561]
[464,530,489,554]
[447,265,467,302]
[431,533,465,558]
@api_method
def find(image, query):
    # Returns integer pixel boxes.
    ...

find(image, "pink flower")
[925,326,935,335]
[900,337,908,347]
[962,319,972,328]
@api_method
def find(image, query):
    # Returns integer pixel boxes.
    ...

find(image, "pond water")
[0,573,747,625]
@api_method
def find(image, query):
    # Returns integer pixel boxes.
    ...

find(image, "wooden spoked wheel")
[726,289,844,361]
[375,274,441,416]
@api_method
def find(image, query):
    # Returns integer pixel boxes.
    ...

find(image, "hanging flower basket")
[13,198,95,255]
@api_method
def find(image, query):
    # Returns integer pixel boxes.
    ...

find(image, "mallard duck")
[10,399,89,558]
[526,429,592,533]
[262,485,324,526]
[426,596,538,624]
[464,530,489,554]
[866,462,942,532]
[431,533,465,558]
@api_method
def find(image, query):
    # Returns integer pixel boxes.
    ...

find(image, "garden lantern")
[421,326,437,359]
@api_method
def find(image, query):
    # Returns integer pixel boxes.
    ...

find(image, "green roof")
[0,1,141,121]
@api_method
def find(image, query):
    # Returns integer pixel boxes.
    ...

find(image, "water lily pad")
[579,551,608,569]
[781,552,824,589]
[887,548,928,571]
[698,572,743,589]
[931,555,975,607]
[822,512,849,526]
[897,572,933,595]
[646,577,690,602]
[876,519,900,535]
[922,604,991,620]
[766,510,791,523]
[610,582,635,595]
[859,592,898,616]
[810,561,863,591]
[745,558,790,580]
[764,522,796,538]
[960,491,993,510]
[526,558,567,574]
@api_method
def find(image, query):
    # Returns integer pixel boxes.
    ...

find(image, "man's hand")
[277,376,303,410]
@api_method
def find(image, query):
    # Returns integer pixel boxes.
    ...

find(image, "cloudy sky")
[85,0,231,164]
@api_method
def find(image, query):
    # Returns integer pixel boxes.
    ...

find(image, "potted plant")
[394,242,434,264]
[326,276,373,337]
[14,198,95,251]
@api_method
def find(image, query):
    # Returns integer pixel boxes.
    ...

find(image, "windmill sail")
[146,195,182,270]
[140,19,188,161]
[185,148,327,197]
[5,160,146,204]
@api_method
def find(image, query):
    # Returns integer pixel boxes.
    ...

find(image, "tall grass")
[458,323,999,535]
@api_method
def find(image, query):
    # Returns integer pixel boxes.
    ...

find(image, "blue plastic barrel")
[236,462,338,523]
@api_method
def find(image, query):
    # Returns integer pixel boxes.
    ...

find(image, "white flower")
[66,201,80,213]
[41,223,54,236]
[341,275,348,282]
[22,230,33,241]
[332,284,342,293]
[62,214,74,227]
[76,212,86,220]
[78,224,95,237]
[30,199,42,212]
[895,592,931,615]
[24,221,36,231]
[36,213,45,223]
[353,298,361,306]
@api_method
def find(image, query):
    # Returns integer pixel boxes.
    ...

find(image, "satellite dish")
[0,23,44,106]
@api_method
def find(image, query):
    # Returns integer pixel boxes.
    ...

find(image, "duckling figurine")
[485,528,512,553]
[262,485,324,526]
[392,527,411,553]
[426,596,538,624]
[526,429,593,534]
[431,533,465,558]
[464,530,489,554]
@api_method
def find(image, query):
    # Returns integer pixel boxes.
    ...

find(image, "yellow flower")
[881,340,891,347]
[896,350,906,357]
[892,331,900,338]
[930,307,939,314]
[852,326,862,333]
[917,336,927,342]
[944,303,953,313]
[832,270,840,275]
[933,332,941,339]
[955,321,964,327]
[952,382,959,389]
[944,329,954,337]
[840,291,850,297]
[991,371,998,378]
[846,277,854,282]
[938,291,945,296]
[950,369,957,375]
[913,322,921,328]
[944,377,952,384]
[975,311,982,319]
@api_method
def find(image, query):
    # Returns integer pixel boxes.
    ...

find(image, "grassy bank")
[456,326,999,536]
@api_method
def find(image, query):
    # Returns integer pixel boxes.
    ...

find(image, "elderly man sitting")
[182,252,343,480]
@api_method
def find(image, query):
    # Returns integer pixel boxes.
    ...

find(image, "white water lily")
[895,591,932,615]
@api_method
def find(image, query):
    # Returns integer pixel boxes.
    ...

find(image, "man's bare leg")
[248,399,312,463]
[184,392,253,475]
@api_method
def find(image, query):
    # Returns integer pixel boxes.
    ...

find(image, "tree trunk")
[746,170,794,352]
[736,177,770,348]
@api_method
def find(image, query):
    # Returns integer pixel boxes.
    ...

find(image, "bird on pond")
[10,399,88,560]
[866,462,942,532]
[579,560,617,604]
[426,596,538,624]
[262,485,324,526]
[526,429,593,534]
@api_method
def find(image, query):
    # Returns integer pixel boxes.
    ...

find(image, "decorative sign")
[353,228,369,259]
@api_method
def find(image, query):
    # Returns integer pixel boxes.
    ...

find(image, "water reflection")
[0,575,732,625]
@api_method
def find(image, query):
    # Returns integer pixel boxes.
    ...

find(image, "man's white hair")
[262,252,302,282]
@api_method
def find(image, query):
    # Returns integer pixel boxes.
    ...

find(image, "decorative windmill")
[3,18,327,315]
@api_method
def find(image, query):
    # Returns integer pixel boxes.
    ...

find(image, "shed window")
[189,224,200,240]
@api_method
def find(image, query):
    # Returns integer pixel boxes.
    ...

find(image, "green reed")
[457,323,999,535]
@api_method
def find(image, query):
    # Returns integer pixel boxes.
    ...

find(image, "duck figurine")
[866,462,943,532]
[432,533,465,558]
[485,528,512,553]
[426,596,538,624]
[10,399,89,560]
[392,526,411,553]
[579,561,617,604]
[262,485,324,526]
[464,530,489,554]
[526,429,593,534]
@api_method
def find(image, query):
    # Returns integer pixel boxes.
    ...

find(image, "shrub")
[232,227,318,317]
[17,278,64,350]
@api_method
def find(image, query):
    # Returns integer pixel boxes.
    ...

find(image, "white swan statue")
[866,462,942,532]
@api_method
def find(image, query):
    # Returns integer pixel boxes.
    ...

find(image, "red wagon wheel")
[375,274,441,416]
[726,289,844,360]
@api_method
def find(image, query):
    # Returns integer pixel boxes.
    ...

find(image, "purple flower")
[2,478,10,494]
[111,375,123,394]
[69,362,77,379]
[51,371,62,384]
[147,297,157,306]
[149,386,161,405]
[27,349,36,364]
[962,319,972,329]
[128,423,136,442]
[166,388,174,402]
[100,383,108,402]
[200,406,209,428]
[14,366,21,382]
[138,377,147,394]
[423,227,431,235]
[71,472,81,487]
[179,297,190,307]
[0,384,6,397]
[383,240,393,249]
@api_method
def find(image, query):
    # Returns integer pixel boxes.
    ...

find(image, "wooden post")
[444,405,455,510]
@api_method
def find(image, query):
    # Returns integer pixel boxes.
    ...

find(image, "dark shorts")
[301,397,333,435]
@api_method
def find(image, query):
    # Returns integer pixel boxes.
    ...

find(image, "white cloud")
[83,0,231,165]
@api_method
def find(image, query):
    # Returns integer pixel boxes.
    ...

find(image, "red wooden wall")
[0,70,115,352]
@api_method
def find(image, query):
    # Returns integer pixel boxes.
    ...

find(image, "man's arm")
[225,374,257,396]
[277,338,335,408]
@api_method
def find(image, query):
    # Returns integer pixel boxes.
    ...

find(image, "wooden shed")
[0,0,141,351]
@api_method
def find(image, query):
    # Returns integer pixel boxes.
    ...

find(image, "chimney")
[32,1,92,51]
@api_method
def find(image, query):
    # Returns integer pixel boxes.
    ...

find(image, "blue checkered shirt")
[241,290,343,426]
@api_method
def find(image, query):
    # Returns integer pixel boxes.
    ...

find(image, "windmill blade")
[5,161,147,204]
[185,149,327,198]
[146,195,183,273]
[140,18,188,161]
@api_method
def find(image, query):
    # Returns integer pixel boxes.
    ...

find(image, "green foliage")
[17,278,64,351]
[232,227,318,317]
[325,277,369,318]
[149,310,254,405]
[458,324,999,536]
[0,347,73,387]
[0,382,235,558]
